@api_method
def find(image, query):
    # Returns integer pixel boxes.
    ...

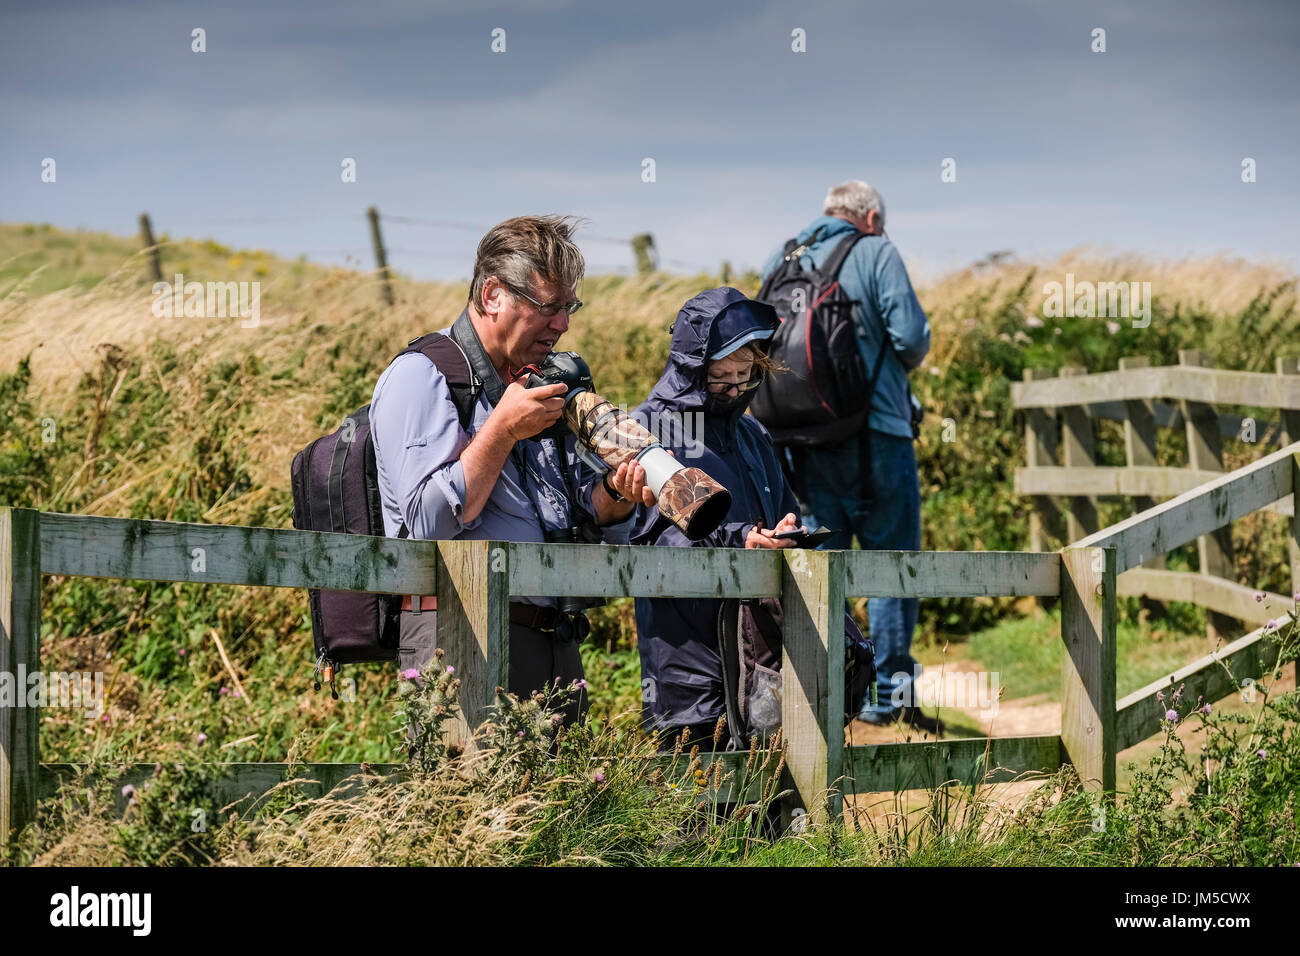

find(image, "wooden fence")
[1015,352,1300,640]
[5,441,1300,841]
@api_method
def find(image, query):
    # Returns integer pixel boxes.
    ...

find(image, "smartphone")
[769,526,834,547]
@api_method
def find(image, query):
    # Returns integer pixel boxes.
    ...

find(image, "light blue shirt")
[762,215,930,439]
[369,323,632,603]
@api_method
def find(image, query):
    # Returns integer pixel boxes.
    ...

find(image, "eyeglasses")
[706,375,761,394]
[506,283,583,318]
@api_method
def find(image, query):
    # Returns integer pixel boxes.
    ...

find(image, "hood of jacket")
[640,287,778,431]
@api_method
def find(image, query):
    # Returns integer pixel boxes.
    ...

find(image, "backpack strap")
[398,332,482,433]
[820,229,869,282]
[391,332,483,540]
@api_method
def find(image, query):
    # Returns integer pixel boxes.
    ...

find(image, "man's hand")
[608,460,657,507]
[495,379,567,441]
[745,512,803,549]
[593,459,658,524]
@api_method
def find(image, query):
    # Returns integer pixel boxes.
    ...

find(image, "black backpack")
[290,333,480,678]
[750,229,888,447]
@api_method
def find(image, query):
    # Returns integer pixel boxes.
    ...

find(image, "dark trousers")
[399,609,588,725]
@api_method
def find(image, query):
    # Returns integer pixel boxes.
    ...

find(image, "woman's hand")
[744,513,804,549]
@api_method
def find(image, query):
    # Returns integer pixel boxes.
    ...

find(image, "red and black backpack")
[750,228,888,447]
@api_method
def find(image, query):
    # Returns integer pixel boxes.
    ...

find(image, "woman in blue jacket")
[631,287,804,750]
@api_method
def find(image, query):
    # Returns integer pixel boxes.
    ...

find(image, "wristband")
[602,473,628,504]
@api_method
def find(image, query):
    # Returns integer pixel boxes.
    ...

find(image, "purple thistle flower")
[594,772,605,784]
[219,686,229,695]
[1201,703,1212,715]
[178,648,186,657]
[1254,591,1265,603]
[196,733,208,744]
[1156,690,1165,703]
[1257,749,1267,758]
[572,678,587,691]
[1164,709,1179,723]
[121,784,137,799]
[401,668,420,680]
[232,689,242,698]
[1267,619,1278,630]
[1172,684,1183,702]
[517,730,525,739]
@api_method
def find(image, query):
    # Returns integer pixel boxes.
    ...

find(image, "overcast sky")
[3,0,1297,281]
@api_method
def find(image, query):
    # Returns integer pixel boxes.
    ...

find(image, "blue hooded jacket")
[631,287,801,732]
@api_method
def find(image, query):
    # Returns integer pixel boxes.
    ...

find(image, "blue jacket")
[761,215,931,439]
[631,287,801,731]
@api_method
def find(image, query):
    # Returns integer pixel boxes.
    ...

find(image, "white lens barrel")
[634,444,683,495]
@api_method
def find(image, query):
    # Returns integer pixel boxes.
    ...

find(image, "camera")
[522,351,594,441]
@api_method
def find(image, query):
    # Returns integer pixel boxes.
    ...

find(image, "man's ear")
[481,276,505,317]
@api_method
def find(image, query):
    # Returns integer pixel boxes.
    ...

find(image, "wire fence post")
[367,206,395,306]
[138,213,162,284]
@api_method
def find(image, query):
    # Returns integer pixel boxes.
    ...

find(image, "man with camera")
[369,215,656,720]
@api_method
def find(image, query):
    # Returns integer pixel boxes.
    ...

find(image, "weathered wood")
[1088,399,1278,446]
[1023,368,1064,552]
[1117,568,1286,626]
[1013,364,1300,411]
[1073,441,1299,574]
[842,735,1063,794]
[1059,368,1098,541]
[843,550,1059,598]
[1180,351,1234,643]
[1115,615,1291,752]
[39,513,439,593]
[138,212,162,284]
[508,542,780,599]
[39,762,410,810]
[367,206,394,307]
[780,548,844,826]
[40,751,768,808]
[435,540,509,749]
[1119,357,1167,618]
[1,508,41,842]
[1059,547,1117,792]
[1015,465,1223,498]
[1281,362,1300,687]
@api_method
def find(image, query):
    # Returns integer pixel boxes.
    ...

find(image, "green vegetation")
[2,223,1298,864]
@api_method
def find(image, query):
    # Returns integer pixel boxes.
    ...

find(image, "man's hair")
[823,180,885,228]
[469,215,586,310]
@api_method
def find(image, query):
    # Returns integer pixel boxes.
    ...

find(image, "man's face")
[482,272,574,370]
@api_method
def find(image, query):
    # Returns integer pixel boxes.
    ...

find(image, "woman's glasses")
[706,375,761,394]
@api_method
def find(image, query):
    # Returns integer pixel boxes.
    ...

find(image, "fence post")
[367,206,395,307]
[1,507,41,842]
[1118,356,1166,618]
[434,539,509,751]
[1023,367,1064,555]
[138,212,162,284]
[1060,367,1098,542]
[1059,545,1116,792]
[780,548,845,828]
[1179,350,1234,645]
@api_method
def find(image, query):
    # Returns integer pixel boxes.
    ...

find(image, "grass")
[2,221,1298,864]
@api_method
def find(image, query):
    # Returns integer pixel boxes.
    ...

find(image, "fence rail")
[1015,353,1300,644]
[5,442,1300,842]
